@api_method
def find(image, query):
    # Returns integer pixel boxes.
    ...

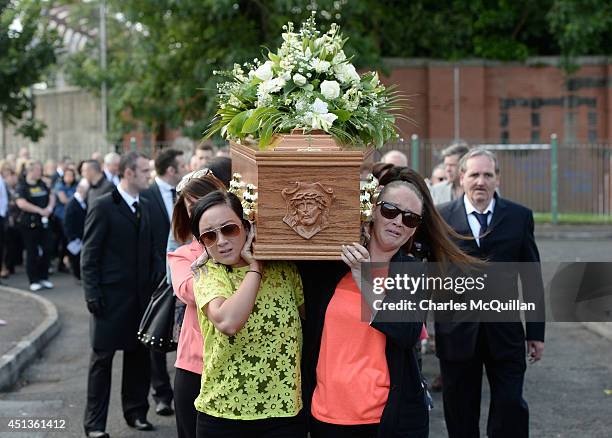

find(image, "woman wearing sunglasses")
[302,168,478,438]
[189,190,306,437]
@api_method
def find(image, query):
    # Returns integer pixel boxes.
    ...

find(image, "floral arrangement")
[206,13,405,149]
[229,173,257,221]
[360,174,379,222]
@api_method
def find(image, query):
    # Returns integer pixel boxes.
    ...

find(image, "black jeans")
[19,225,50,284]
[310,417,378,438]
[196,411,306,438]
[174,368,200,438]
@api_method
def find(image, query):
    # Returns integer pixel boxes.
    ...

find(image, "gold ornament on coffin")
[281,181,335,240]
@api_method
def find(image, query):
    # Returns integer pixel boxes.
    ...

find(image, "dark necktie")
[132,201,141,221]
[472,211,489,236]
[171,188,177,204]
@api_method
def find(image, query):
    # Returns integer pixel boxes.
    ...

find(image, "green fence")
[377,136,612,219]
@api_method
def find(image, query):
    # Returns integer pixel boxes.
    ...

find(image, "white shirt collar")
[117,185,139,211]
[463,194,496,216]
[155,176,175,192]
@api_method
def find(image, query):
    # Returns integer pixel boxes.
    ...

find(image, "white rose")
[312,98,329,114]
[254,61,274,81]
[293,73,307,86]
[311,58,331,73]
[320,80,340,100]
[335,63,360,84]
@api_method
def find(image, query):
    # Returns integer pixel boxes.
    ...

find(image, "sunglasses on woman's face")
[198,223,241,247]
[376,201,422,228]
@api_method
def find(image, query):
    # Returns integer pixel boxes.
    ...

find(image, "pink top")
[168,240,204,374]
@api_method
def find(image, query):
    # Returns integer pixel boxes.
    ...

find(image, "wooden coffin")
[230,134,370,260]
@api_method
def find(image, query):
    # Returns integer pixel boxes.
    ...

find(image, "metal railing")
[378,135,612,220]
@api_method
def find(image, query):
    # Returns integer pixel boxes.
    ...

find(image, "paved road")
[1,238,611,437]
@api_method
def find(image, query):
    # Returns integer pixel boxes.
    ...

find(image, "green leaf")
[241,107,269,133]
[331,109,352,122]
[227,110,251,137]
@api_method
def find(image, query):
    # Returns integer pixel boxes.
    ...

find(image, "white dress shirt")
[155,176,175,221]
[104,168,120,186]
[74,192,87,210]
[117,185,139,213]
[463,195,496,247]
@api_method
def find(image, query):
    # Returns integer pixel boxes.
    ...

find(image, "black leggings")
[196,411,306,438]
[174,368,200,438]
[310,417,378,438]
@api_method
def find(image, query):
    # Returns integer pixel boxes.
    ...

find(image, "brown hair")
[379,166,481,266]
[172,175,226,243]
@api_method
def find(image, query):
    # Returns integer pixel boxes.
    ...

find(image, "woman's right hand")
[240,222,261,271]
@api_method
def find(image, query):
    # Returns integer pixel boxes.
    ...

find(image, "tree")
[61,0,612,143]
[0,0,58,142]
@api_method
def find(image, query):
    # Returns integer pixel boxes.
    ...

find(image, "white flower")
[254,61,274,81]
[293,73,307,86]
[312,98,329,114]
[320,80,340,99]
[360,193,371,202]
[304,47,312,59]
[334,63,360,84]
[311,58,331,73]
[332,51,346,64]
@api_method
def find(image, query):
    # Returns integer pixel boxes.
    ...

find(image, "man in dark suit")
[436,148,545,438]
[81,152,160,438]
[140,148,186,417]
[82,159,114,206]
[63,179,88,280]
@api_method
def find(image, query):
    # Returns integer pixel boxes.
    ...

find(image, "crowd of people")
[0,140,544,438]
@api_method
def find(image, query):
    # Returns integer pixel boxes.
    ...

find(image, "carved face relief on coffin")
[281,181,335,239]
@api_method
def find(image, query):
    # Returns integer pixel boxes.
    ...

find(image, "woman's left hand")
[341,243,370,289]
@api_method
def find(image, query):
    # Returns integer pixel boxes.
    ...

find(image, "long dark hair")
[172,175,226,243]
[378,166,480,266]
[189,191,249,244]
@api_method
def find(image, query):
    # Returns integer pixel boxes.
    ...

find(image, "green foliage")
[0,0,58,142]
[60,0,612,142]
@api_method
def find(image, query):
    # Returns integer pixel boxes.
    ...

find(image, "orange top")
[311,272,390,425]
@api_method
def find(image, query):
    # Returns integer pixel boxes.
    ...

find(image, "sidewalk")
[0,281,60,391]
[535,223,612,240]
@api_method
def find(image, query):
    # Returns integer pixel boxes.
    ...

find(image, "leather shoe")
[126,418,154,431]
[86,431,109,438]
[155,401,174,416]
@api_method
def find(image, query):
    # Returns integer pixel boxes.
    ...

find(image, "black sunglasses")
[376,201,422,228]
[198,223,241,247]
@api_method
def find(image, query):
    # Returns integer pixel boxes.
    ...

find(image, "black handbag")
[138,275,178,353]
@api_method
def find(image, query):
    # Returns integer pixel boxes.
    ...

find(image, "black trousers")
[19,225,50,284]
[439,328,528,438]
[150,350,173,404]
[196,411,306,438]
[4,223,23,272]
[175,368,200,438]
[83,345,151,433]
[68,251,81,280]
[0,216,5,271]
[310,417,378,438]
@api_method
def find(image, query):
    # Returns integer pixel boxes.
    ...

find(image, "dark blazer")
[141,181,171,265]
[300,252,428,438]
[436,194,545,361]
[81,187,160,351]
[87,176,114,208]
[63,197,86,241]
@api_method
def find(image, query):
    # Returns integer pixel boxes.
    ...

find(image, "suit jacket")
[87,176,114,208]
[436,194,545,361]
[430,180,453,205]
[141,182,171,267]
[81,187,161,350]
[63,197,86,241]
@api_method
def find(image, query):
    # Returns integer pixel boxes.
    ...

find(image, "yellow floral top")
[193,261,304,420]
